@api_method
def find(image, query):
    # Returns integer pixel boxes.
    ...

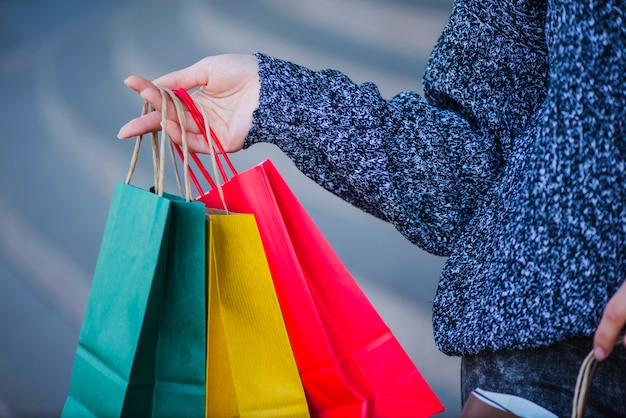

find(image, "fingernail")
[594,347,607,361]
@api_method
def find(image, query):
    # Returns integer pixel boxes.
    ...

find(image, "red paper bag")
[174,88,444,418]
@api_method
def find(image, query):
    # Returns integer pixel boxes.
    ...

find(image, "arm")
[245,0,551,255]
[119,3,548,257]
[119,52,504,256]
[247,53,502,255]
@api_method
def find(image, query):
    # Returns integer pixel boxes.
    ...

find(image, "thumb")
[593,282,626,361]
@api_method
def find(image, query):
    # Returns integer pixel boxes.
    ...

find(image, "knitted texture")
[246,0,626,355]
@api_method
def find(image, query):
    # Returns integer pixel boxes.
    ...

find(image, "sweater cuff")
[244,52,310,149]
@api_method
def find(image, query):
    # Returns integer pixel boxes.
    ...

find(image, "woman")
[119,0,625,415]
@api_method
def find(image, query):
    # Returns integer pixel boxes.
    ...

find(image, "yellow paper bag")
[206,213,310,418]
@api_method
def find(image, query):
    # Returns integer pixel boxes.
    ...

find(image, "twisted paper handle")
[123,86,194,201]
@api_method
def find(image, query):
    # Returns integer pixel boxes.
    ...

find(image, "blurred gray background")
[0,0,460,416]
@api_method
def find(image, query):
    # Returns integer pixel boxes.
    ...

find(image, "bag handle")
[125,101,160,189]
[157,86,194,200]
[141,87,234,212]
[163,88,238,199]
[123,86,195,201]
[571,331,626,418]
[173,87,238,179]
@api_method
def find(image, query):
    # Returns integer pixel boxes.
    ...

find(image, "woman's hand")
[118,54,260,154]
[593,280,626,360]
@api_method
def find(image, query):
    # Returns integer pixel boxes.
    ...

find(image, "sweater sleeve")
[245,53,500,256]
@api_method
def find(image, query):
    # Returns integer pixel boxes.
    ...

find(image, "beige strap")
[156,85,193,201]
[124,101,157,185]
[123,86,195,201]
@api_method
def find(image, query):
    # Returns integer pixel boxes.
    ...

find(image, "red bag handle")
[172,141,223,196]
[174,88,237,176]
[170,88,238,197]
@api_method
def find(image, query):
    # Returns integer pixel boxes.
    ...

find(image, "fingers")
[118,75,200,140]
[124,75,177,115]
[593,282,626,361]
[123,75,158,98]
[161,119,212,154]
[118,108,212,154]
[117,110,162,139]
[118,55,256,152]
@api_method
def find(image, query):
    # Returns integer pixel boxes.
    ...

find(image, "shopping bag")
[62,181,172,417]
[63,98,207,417]
[206,213,310,417]
[63,191,206,418]
[174,88,444,417]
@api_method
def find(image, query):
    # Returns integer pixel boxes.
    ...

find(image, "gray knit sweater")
[245,0,626,356]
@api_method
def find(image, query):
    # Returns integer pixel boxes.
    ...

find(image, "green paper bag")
[62,181,170,417]
[62,182,206,417]
[154,192,206,417]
